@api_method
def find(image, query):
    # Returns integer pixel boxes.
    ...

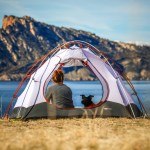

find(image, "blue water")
[0,81,150,117]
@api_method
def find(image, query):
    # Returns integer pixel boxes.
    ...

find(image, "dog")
[80,95,95,108]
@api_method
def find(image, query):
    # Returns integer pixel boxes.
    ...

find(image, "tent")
[5,40,147,119]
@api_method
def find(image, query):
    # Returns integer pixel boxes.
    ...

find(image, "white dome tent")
[4,40,147,119]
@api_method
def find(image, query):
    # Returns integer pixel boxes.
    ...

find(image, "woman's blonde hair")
[52,70,64,83]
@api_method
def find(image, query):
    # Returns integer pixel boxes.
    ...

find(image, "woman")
[45,69,74,108]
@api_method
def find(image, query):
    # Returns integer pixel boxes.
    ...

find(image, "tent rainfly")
[4,40,147,120]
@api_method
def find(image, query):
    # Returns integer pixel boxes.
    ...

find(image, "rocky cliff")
[0,15,150,80]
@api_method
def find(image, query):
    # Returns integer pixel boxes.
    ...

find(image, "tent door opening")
[43,59,103,108]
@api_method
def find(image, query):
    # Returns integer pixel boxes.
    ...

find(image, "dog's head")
[80,95,94,107]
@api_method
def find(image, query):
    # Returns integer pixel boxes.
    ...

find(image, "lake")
[0,81,150,117]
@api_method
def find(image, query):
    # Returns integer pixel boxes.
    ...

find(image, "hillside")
[0,15,150,80]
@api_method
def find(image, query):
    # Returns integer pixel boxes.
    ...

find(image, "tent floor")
[11,101,142,120]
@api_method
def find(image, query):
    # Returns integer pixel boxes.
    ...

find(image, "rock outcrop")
[0,15,150,80]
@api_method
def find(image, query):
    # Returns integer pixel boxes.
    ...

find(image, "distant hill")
[0,15,150,80]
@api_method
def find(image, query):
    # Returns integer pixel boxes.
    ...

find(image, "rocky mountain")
[0,15,150,80]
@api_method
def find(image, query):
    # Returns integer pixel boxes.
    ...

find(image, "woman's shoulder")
[47,84,57,90]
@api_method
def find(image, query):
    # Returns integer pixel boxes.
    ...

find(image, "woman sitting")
[45,69,74,108]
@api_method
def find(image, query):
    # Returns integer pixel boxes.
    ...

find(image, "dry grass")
[0,118,150,150]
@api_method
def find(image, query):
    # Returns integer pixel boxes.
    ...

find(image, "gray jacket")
[45,84,74,108]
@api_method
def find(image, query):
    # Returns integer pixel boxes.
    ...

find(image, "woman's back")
[46,84,74,108]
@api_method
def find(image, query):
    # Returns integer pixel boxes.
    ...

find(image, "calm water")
[0,81,150,117]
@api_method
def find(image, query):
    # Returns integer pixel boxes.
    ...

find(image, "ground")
[0,118,150,150]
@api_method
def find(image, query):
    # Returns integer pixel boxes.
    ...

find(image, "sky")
[0,0,149,45]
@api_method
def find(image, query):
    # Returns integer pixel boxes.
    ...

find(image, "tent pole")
[136,95,148,118]
[123,74,148,118]
[4,45,60,118]
[85,38,147,118]
[73,40,137,118]
[117,79,136,119]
